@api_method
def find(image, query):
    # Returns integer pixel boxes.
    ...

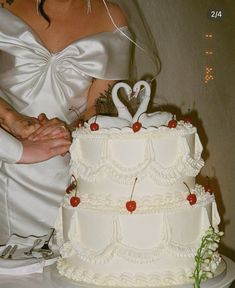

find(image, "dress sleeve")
[0,128,23,163]
[70,27,132,80]
[97,28,131,80]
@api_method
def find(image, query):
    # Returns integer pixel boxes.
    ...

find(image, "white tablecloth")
[0,256,234,288]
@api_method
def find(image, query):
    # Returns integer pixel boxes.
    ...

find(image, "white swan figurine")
[132,81,172,128]
[87,82,132,129]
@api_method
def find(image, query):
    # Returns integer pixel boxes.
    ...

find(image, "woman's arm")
[28,79,117,141]
[0,98,41,139]
[82,79,116,121]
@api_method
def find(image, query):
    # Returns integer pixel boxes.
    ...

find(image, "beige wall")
[137,0,235,261]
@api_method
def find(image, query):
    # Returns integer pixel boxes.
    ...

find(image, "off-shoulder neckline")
[0,5,129,55]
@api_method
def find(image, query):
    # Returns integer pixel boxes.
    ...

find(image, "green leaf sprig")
[193,226,224,288]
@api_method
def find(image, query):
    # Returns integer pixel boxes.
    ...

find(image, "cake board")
[50,256,235,288]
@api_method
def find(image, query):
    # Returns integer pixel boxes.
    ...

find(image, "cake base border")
[53,256,235,288]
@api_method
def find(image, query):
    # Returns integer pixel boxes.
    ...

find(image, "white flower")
[211,252,221,265]
[209,243,219,251]
[205,271,213,278]
[202,264,211,272]
[203,258,210,264]
[206,249,214,256]
[210,261,217,272]
[206,227,214,235]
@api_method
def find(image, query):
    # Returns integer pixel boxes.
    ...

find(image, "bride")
[0,0,160,243]
[0,0,131,243]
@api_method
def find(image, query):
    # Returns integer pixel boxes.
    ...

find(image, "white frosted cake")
[56,81,224,287]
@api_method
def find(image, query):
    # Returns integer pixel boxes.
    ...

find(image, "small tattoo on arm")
[6,0,15,5]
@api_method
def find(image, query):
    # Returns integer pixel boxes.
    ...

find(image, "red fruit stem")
[137,112,145,122]
[71,174,77,196]
[130,177,138,200]
[183,181,191,194]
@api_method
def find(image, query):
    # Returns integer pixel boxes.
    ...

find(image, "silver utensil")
[24,238,42,256]
[0,245,12,258]
[8,245,17,259]
[37,228,55,256]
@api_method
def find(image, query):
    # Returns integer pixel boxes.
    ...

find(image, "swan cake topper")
[87,81,172,130]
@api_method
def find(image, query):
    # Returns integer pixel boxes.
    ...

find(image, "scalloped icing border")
[70,127,204,185]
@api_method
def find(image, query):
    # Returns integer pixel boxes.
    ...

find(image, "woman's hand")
[28,113,71,142]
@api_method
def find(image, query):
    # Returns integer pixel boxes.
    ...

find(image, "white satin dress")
[0,7,130,243]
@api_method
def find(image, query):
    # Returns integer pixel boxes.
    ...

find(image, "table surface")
[0,256,234,288]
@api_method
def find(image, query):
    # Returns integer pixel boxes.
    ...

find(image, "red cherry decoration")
[90,122,99,131]
[67,175,81,207]
[89,115,99,131]
[132,112,145,132]
[66,175,77,194]
[66,184,75,194]
[205,184,213,194]
[168,115,177,128]
[184,182,197,206]
[126,200,137,213]
[187,194,197,206]
[184,115,193,124]
[183,109,193,124]
[70,196,80,207]
[126,177,138,213]
[132,121,142,132]
[168,119,177,128]
[204,177,213,194]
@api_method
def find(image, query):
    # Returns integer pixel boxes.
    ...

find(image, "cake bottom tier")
[57,257,226,287]
[56,200,222,287]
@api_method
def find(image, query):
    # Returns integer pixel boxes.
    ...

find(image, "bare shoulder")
[93,0,128,30]
[1,0,35,19]
[104,2,127,26]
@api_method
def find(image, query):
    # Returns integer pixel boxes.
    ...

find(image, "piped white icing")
[57,257,193,287]
[56,95,223,287]
[63,184,215,213]
[70,124,204,185]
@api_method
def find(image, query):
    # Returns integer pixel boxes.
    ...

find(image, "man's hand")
[18,137,71,164]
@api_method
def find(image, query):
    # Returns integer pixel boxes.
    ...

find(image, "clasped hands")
[9,112,72,164]
[27,113,71,142]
